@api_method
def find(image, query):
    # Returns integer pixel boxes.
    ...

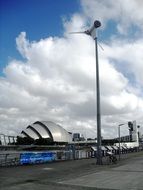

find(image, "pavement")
[0,152,143,190]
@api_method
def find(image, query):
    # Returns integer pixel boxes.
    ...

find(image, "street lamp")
[70,20,102,165]
[118,123,126,160]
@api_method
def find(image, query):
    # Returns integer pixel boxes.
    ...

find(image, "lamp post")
[70,20,102,165]
[118,123,126,160]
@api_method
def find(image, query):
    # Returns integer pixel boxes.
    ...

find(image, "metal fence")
[1,146,143,167]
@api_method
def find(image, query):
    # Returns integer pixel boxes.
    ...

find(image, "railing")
[0,152,20,166]
[0,145,143,167]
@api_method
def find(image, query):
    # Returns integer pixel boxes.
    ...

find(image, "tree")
[16,136,34,145]
[34,138,54,145]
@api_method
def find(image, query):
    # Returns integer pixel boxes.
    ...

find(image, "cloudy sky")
[1,0,143,139]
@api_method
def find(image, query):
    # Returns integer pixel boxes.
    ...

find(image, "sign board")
[20,152,56,164]
[132,120,139,142]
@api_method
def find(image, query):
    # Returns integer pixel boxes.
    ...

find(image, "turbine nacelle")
[69,20,101,39]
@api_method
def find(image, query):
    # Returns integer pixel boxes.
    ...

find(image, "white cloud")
[81,0,143,35]
[16,32,31,59]
[1,0,143,139]
[102,39,143,87]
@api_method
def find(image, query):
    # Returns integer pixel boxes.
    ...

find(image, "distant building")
[21,121,72,144]
[73,133,80,141]
[72,133,85,141]
[115,135,131,142]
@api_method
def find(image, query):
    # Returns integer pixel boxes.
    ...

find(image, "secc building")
[21,121,72,143]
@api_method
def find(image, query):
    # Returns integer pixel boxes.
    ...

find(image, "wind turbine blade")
[98,41,104,51]
[69,31,86,34]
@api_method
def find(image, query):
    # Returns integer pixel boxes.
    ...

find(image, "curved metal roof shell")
[41,121,72,142]
[21,121,72,143]
[30,123,50,139]
[23,128,39,139]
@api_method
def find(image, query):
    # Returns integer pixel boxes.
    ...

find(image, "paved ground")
[0,152,143,190]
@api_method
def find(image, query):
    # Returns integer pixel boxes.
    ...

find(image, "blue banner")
[20,152,56,164]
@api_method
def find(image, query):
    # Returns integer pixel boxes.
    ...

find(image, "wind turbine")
[69,20,103,165]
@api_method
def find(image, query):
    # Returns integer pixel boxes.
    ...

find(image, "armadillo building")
[21,121,72,143]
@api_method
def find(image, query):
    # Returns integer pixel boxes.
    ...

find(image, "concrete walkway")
[0,152,143,190]
[60,155,143,190]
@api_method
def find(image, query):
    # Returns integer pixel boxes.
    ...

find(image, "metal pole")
[95,37,102,165]
[4,135,6,145]
[118,123,126,160]
[0,135,1,145]
[118,125,121,160]
[8,136,11,145]
[69,20,102,165]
